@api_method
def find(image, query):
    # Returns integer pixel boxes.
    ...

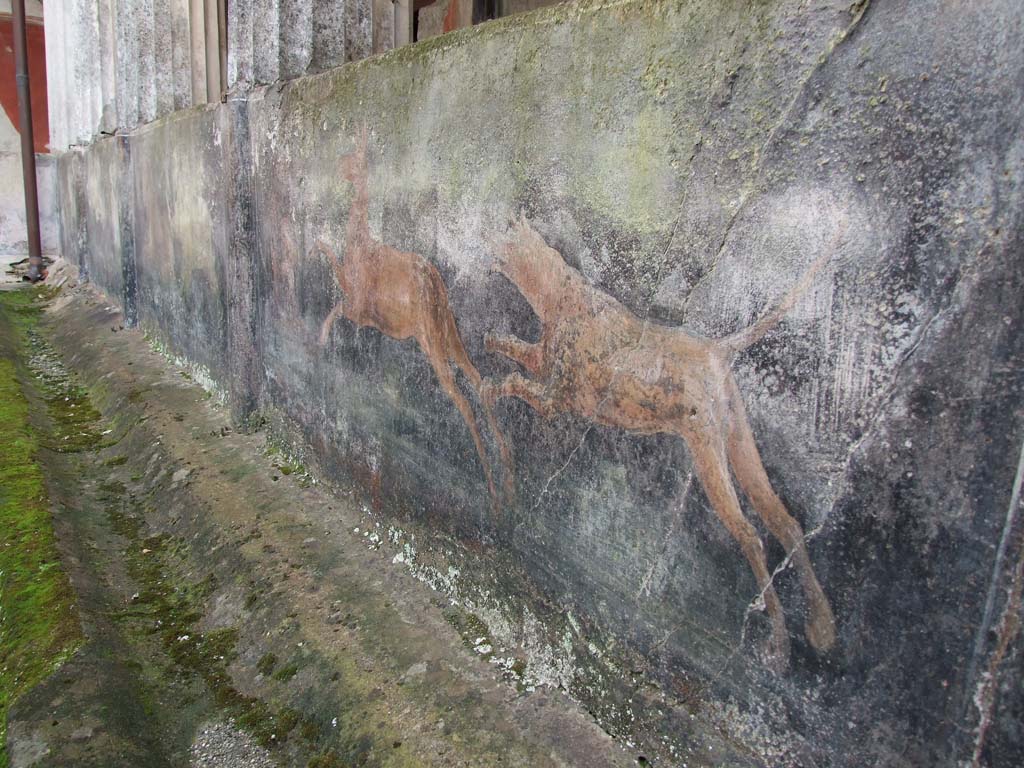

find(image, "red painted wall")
[0,17,49,153]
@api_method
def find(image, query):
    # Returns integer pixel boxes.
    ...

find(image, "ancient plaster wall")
[130,106,230,385]
[55,1,1024,765]
[80,136,126,299]
[64,106,228,381]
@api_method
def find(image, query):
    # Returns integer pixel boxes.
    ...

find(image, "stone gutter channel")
[4,274,634,768]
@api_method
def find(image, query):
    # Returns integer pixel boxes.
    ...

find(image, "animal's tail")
[720,220,847,357]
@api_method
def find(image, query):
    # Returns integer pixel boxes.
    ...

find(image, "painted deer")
[482,217,845,670]
[316,128,513,506]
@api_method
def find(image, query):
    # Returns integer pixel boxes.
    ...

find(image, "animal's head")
[491,215,569,273]
[340,125,369,185]
[489,215,577,320]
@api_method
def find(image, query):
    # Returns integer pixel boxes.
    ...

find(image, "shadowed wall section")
[55,2,1024,766]
[131,106,229,388]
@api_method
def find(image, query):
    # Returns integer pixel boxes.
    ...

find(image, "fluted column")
[188,0,209,104]
[42,0,66,149]
[153,0,174,116]
[279,0,313,79]
[252,0,281,85]
[228,0,254,89]
[96,0,118,132]
[114,0,139,132]
[311,0,347,74]
[170,0,193,109]
[137,0,157,123]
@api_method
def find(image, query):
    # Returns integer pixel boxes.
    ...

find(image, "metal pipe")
[12,0,43,282]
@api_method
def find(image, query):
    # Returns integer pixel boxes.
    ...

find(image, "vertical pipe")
[12,0,43,282]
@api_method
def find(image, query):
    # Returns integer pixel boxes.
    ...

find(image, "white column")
[189,0,208,104]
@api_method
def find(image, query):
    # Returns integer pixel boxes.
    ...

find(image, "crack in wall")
[681,0,873,318]
[963,435,1024,765]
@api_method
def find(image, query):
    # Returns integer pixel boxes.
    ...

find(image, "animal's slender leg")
[686,433,791,671]
[437,309,516,504]
[460,351,517,503]
[482,373,560,418]
[482,403,517,505]
[724,378,837,652]
[456,353,517,503]
[319,301,346,347]
[312,240,346,288]
[484,333,544,375]
[423,340,500,506]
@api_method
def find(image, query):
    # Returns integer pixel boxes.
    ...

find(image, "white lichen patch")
[143,331,226,405]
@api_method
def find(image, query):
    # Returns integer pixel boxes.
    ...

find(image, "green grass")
[271,663,299,683]
[0,289,81,767]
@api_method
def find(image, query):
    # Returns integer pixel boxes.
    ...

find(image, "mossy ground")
[100,478,303,752]
[0,288,81,767]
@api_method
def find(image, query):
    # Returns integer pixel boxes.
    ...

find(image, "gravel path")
[189,721,274,768]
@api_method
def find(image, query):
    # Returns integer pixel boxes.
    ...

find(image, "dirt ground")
[2,267,636,768]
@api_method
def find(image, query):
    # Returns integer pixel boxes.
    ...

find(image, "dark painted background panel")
[82,137,125,304]
[55,149,85,275]
[129,105,230,389]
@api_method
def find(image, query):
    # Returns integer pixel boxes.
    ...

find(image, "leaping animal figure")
[482,217,845,670]
[317,127,514,508]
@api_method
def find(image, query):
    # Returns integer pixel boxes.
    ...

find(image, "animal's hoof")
[318,319,335,348]
[763,628,791,674]
[502,476,517,506]
[805,603,837,652]
[479,381,497,408]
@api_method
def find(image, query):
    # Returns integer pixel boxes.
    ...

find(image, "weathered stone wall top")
[57,1,1024,765]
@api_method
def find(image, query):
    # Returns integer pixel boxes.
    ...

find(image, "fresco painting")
[319,131,846,671]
